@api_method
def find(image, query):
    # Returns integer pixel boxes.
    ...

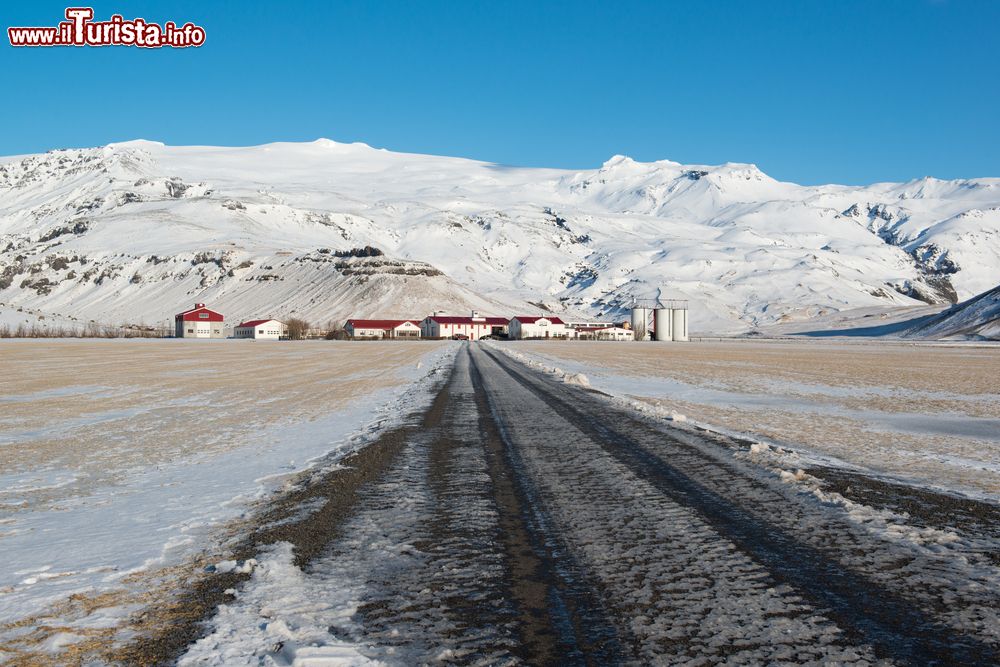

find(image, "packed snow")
[177,542,378,667]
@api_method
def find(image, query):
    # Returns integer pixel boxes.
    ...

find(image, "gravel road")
[156,343,1000,666]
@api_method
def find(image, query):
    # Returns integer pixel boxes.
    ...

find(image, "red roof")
[346,319,420,329]
[236,319,280,328]
[513,316,565,325]
[427,316,509,325]
[175,304,224,322]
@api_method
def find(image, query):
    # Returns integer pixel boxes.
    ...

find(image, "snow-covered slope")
[1,139,999,332]
[905,283,1000,340]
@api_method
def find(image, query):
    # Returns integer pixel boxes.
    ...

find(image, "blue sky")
[2,0,998,184]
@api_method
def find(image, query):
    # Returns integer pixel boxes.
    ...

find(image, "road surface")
[146,344,1000,665]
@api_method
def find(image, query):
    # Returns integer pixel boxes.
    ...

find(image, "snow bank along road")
[125,343,1000,666]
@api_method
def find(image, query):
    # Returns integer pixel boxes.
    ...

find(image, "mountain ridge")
[1,140,998,334]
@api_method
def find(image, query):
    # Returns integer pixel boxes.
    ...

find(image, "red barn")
[174,303,225,338]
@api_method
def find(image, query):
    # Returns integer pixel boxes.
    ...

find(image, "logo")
[8,7,206,48]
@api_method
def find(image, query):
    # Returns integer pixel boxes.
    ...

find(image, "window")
[187,328,193,333]
[199,313,209,319]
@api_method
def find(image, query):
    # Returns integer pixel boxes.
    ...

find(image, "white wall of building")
[351,326,388,338]
[421,319,492,340]
[391,321,421,338]
[178,320,224,338]
[349,321,421,338]
[234,320,286,340]
[510,318,568,340]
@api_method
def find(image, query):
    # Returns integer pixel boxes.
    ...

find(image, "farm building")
[345,319,422,339]
[421,312,508,340]
[174,303,225,338]
[234,319,287,340]
[509,316,568,340]
[574,326,634,341]
[565,320,631,331]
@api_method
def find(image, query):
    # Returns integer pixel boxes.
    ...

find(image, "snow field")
[0,339,456,664]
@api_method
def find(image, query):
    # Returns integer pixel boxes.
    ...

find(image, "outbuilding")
[565,320,630,331]
[345,319,422,339]
[234,319,287,340]
[573,325,634,341]
[174,303,225,338]
[509,316,567,340]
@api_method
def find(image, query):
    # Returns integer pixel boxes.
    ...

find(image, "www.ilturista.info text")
[8,7,206,48]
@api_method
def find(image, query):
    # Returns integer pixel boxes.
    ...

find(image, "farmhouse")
[174,303,224,338]
[420,312,508,340]
[509,316,568,339]
[234,319,287,340]
[345,319,422,339]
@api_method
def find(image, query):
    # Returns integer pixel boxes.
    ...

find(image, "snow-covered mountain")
[905,283,1000,340]
[1,139,999,333]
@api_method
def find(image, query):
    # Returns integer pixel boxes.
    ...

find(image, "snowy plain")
[0,339,455,663]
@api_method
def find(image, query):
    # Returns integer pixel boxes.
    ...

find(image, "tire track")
[467,347,628,665]
[328,344,626,664]
[472,345,877,664]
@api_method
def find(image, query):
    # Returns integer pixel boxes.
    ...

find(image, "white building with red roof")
[345,319,421,339]
[234,319,287,340]
[420,312,508,340]
[573,325,634,341]
[509,315,568,340]
[174,303,225,338]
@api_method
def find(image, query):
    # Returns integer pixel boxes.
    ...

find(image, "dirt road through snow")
[168,343,1000,665]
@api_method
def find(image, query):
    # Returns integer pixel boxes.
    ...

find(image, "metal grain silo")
[671,306,689,342]
[653,308,673,341]
[630,307,649,341]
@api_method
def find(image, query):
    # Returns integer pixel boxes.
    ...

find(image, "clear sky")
[2,0,998,184]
